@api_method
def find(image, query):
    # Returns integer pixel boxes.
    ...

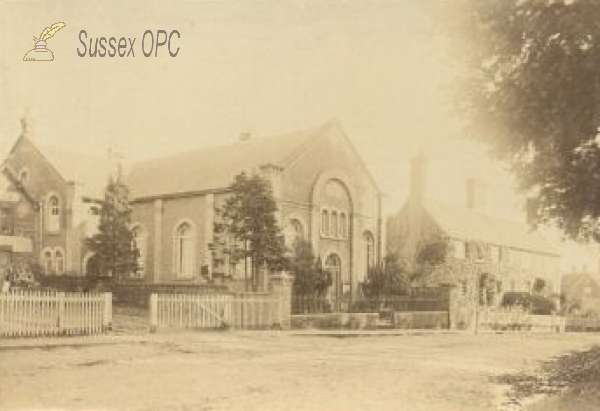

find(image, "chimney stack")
[466,178,488,212]
[409,152,427,204]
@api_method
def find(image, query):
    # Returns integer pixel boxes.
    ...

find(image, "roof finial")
[20,116,29,138]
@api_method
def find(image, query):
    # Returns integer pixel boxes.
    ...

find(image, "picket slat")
[0,290,111,337]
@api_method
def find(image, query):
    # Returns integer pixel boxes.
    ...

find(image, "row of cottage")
[0,118,560,306]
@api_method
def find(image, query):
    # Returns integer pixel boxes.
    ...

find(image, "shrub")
[501,291,556,315]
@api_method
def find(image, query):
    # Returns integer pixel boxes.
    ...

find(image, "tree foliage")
[443,0,600,240]
[86,169,138,280]
[290,239,331,297]
[361,254,408,298]
[215,172,288,290]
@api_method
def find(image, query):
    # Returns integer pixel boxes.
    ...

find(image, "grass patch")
[494,345,600,409]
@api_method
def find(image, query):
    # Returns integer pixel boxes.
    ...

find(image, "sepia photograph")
[1,1,599,410]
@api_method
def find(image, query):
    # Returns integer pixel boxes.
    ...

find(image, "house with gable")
[387,153,561,305]
[0,118,117,277]
[127,120,382,306]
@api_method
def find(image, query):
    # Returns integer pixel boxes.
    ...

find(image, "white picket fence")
[149,292,283,330]
[0,290,112,337]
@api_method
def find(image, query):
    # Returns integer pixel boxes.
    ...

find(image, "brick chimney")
[466,178,488,212]
[409,152,427,204]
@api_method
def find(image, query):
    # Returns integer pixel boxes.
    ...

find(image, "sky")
[1,0,598,272]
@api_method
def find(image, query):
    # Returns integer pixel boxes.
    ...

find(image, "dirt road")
[1,332,597,411]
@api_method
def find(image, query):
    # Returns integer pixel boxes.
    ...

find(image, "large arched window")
[46,194,61,232]
[54,249,64,274]
[364,231,375,272]
[132,225,147,278]
[321,209,329,236]
[174,221,195,278]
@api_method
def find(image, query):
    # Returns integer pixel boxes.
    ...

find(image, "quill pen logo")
[23,22,66,61]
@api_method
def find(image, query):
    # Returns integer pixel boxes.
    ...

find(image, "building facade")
[0,119,116,277]
[387,154,561,305]
[127,120,382,301]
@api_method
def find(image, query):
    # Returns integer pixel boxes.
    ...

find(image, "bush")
[501,291,556,315]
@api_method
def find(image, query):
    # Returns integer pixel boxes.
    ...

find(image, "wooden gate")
[149,292,281,330]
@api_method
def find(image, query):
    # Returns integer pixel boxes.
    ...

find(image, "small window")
[331,211,338,237]
[339,213,347,238]
[175,222,195,278]
[132,226,146,278]
[54,250,64,274]
[47,195,61,232]
[44,250,53,274]
[321,210,329,236]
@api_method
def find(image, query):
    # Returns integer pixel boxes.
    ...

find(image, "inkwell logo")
[23,22,66,61]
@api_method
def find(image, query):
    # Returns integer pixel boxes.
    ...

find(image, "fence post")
[269,272,293,330]
[103,292,113,332]
[149,293,158,333]
[57,292,65,334]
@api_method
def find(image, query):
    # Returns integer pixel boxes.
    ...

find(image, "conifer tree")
[86,168,138,280]
[216,172,288,291]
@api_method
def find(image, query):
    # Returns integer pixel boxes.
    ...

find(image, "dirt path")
[0,332,597,411]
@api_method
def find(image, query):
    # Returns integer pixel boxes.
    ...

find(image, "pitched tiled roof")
[423,200,559,256]
[35,143,118,200]
[127,121,337,200]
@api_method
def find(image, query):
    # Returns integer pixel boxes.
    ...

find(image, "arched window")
[364,231,375,272]
[132,226,146,278]
[331,211,338,237]
[46,195,61,232]
[54,249,64,274]
[339,213,347,238]
[321,209,329,236]
[174,221,195,278]
[44,250,53,274]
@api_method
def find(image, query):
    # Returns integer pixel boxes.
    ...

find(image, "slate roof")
[423,200,559,256]
[127,120,339,200]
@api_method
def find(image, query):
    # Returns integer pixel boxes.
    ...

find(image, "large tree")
[86,168,138,280]
[442,0,600,240]
[215,172,288,291]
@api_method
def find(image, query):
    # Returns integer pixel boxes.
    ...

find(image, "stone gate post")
[270,272,293,330]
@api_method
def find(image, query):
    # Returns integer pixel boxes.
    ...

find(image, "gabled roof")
[127,120,343,200]
[33,142,118,200]
[423,200,559,256]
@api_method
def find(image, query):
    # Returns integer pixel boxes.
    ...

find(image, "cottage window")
[174,222,195,278]
[54,250,64,274]
[47,195,61,232]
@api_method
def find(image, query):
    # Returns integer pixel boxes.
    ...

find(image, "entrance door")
[325,254,342,312]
